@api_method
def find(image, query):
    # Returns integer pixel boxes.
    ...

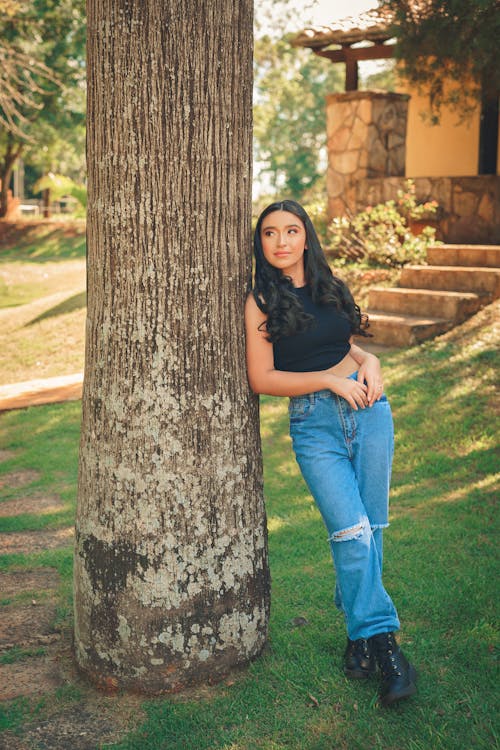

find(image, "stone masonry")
[356,175,500,244]
[326,90,500,244]
[326,90,409,218]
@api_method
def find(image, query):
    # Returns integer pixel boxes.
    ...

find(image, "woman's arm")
[350,341,384,406]
[245,295,368,410]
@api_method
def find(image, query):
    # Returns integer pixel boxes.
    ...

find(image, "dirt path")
[0,440,144,750]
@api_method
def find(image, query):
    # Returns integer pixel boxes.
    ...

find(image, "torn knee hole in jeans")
[329,518,369,543]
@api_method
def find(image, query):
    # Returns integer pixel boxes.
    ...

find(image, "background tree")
[364,60,397,92]
[74,0,270,693]
[254,34,343,199]
[253,0,343,201]
[24,117,86,215]
[0,0,86,216]
[381,0,500,120]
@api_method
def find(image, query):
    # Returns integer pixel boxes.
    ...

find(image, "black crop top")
[273,285,352,372]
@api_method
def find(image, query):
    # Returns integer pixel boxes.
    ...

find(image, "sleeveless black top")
[273,285,352,372]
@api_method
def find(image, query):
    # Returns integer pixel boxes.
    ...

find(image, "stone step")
[368,287,483,323]
[366,311,452,346]
[400,265,500,298]
[427,244,500,268]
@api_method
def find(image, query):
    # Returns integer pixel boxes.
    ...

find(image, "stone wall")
[326,90,500,245]
[326,90,409,219]
[355,176,500,244]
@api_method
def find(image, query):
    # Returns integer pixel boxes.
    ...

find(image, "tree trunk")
[0,139,23,219]
[42,187,51,219]
[74,0,270,694]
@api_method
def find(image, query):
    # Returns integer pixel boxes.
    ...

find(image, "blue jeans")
[289,372,400,641]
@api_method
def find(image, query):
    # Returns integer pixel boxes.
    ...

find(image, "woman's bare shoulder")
[245,292,269,339]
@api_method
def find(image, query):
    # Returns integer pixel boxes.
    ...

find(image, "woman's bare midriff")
[324,351,359,379]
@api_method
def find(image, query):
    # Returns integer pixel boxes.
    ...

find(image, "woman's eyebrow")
[262,223,301,230]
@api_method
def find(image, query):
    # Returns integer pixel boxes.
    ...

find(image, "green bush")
[328,180,439,268]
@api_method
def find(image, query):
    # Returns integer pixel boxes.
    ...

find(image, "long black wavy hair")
[252,199,370,343]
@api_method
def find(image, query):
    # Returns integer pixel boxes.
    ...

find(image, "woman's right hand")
[327,374,368,410]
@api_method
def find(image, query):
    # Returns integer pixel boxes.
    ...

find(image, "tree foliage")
[0,40,56,140]
[254,33,342,199]
[33,172,86,213]
[0,0,86,215]
[252,0,343,200]
[381,0,500,119]
[0,0,86,135]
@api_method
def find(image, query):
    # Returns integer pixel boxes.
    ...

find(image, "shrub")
[328,180,439,268]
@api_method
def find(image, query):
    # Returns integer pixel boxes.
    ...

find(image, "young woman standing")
[245,199,417,707]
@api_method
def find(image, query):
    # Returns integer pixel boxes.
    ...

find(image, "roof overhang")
[291,8,396,91]
[291,8,395,51]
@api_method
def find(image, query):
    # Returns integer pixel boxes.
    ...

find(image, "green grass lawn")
[0,222,86,383]
[0,307,498,749]
[0,221,86,308]
[0,221,86,263]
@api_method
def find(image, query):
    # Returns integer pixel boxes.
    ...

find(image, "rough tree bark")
[74,0,270,693]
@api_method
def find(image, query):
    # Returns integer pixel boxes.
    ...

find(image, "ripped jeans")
[289,372,400,641]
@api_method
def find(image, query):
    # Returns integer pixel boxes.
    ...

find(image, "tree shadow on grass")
[25,291,87,325]
[0,228,86,263]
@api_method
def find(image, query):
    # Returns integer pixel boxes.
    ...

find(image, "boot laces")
[375,634,402,677]
[354,638,371,658]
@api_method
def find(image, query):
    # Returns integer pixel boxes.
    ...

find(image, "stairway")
[366,244,500,346]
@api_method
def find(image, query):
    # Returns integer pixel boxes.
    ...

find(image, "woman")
[245,199,417,708]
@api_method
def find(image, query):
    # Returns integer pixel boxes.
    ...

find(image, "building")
[292,8,500,243]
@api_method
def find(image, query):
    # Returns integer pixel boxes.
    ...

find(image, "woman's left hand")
[357,353,384,406]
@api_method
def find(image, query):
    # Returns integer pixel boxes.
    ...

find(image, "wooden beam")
[314,43,395,64]
[345,57,358,91]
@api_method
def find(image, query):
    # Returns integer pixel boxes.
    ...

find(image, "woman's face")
[260,210,307,283]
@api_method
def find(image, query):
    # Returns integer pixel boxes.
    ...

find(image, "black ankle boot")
[370,632,417,706]
[343,638,376,679]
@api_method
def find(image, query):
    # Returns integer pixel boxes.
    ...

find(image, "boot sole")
[380,665,417,707]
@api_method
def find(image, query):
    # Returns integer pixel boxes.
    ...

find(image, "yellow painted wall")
[396,82,481,177]
[396,71,500,177]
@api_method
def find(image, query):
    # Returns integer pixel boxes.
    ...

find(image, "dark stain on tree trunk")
[80,534,151,593]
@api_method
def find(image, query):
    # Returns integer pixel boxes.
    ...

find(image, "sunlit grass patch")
[0,307,86,385]
[0,402,81,539]
[0,222,86,263]
[0,259,85,310]
[0,223,87,383]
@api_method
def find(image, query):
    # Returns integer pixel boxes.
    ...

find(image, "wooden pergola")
[291,9,396,92]
[292,8,498,175]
